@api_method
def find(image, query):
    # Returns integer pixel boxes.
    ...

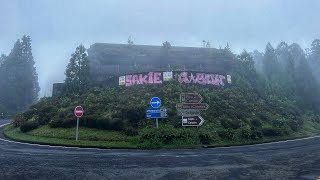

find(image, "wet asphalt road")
[0,119,320,180]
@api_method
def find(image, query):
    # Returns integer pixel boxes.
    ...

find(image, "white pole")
[76,118,79,142]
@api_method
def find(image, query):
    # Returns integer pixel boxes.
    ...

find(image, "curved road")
[0,120,320,180]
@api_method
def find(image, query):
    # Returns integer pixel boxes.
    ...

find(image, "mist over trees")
[250,39,320,112]
[0,35,40,114]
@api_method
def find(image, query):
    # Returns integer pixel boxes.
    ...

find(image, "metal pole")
[76,118,79,142]
[156,118,158,129]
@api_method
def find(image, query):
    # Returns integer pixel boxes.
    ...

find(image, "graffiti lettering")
[178,72,226,86]
[122,71,230,87]
[126,72,162,86]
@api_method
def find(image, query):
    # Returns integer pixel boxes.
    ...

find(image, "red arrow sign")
[74,106,84,118]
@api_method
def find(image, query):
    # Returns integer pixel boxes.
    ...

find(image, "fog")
[1,0,320,97]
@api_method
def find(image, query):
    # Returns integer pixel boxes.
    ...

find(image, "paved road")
[0,119,320,180]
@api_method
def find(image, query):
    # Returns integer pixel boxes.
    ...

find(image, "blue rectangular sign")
[146,108,160,113]
[146,108,167,113]
[146,112,168,119]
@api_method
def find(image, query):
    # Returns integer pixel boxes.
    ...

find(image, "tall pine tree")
[263,43,281,81]
[21,35,40,106]
[290,43,320,112]
[0,36,39,112]
[64,45,91,95]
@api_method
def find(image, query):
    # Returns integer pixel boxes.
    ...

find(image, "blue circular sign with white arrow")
[150,97,161,108]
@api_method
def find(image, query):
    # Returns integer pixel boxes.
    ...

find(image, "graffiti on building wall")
[120,71,231,87]
[178,72,227,86]
[125,72,162,86]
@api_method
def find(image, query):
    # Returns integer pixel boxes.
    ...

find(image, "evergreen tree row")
[0,35,40,114]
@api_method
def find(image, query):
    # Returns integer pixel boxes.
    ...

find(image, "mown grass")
[4,120,320,149]
[4,125,138,149]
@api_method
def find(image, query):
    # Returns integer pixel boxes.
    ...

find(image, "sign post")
[156,118,158,128]
[74,106,84,142]
[147,97,167,128]
[176,93,209,127]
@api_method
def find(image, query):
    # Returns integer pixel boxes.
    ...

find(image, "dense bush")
[12,113,26,127]
[124,127,139,136]
[217,128,237,140]
[250,128,263,139]
[262,128,281,136]
[20,121,39,133]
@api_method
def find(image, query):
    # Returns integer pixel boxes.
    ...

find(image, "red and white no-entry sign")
[74,106,84,118]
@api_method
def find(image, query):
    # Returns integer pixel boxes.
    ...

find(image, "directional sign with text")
[176,103,209,110]
[146,108,167,119]
[180,93,203,103]
[177,109,201,116]
[150,97,161,108]
[146,113,168,119]
[177,93,209,127]
[182,116,205,127]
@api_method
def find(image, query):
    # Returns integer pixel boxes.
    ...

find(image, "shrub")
[124,127,139,136]
[220,118,241,129]
[289,117,303,132]
[217,128,236,140]
[61,118,76,128]
[251,119,262,128]
[250,128,263,139]
[48,117,61,128]
[198,131,212,144]
[20,121,39,133]
[240,124,251,138]
[139,125,181,145]
[262,128,283,136]
[272,118,289,128]
[121,106,145,128]
[90,117,108,129]
[109,118,124,131]
[13,113,26,127]
[49,117,75,128]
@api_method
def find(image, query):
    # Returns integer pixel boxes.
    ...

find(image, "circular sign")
[150,97,161,108]
[74,106,84,118]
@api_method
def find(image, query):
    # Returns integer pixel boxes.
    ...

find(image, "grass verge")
[3,121,320,149]
[4,125,138,149]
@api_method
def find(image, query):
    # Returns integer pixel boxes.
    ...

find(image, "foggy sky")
[1,0,320,97]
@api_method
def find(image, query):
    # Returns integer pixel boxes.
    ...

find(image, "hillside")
[7,41,320,148]
[7,79,320,148]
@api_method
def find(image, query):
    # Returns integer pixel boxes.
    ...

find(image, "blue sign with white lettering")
[150,97,161,108]
[146,112,168,119]
[146,108,160,113]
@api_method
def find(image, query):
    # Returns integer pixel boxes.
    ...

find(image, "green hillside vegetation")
[6,41,320,148]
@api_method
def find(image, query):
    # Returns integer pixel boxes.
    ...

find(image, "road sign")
[74,106,84,118]
[146,108,167,113]
[74,106,84,143]
[176,103,209,110]
[177,93,209,127]
[146,113,168,119]
[182,116,205,127]
[177,109,201,116]
[150,97,161,108]
[180,93,203,103]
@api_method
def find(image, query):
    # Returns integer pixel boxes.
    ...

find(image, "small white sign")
[227,75,232,84]
[119,76,126,85]
[163,72,173,81]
